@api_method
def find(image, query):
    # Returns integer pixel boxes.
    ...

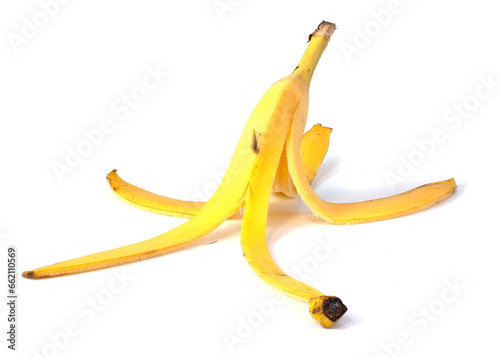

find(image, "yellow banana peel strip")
[273,123,331,197]
[23,22,456,329]
[240,51,347,327]
[22,77,290,279]
[106,124,331,219]
[286,112,457,224]
[106,169,206,219]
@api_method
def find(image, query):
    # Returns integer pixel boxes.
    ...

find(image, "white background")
[1,0,499,357]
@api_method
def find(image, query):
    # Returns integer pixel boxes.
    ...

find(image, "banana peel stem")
[309,296,348,328]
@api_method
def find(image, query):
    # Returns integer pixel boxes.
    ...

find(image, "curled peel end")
[309,295,347,328]
[108,169,118,176]
[313,123,333,132]
[448,177,457,191]
[309,21,336,42]
[106,169,119,183]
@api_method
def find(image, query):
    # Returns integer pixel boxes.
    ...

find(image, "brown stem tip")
[323,296,347,323]
[308,21,336,42]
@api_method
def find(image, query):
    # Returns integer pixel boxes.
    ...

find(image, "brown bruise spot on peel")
[251,129,261,154]
[323,297,347,323]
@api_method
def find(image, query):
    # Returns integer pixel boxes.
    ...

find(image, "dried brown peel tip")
[308,21,336,42]
[309,295,347,328]
[22,270,34,279]
[323,296,347,323]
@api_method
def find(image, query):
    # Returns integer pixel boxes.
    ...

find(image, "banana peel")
[23,22,456,328]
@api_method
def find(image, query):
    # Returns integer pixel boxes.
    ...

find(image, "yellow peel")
[106,124,331,219]
[107,169,205,219]
[273,123,331,197]
[286,111,457,224]
[23,74,297,279]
